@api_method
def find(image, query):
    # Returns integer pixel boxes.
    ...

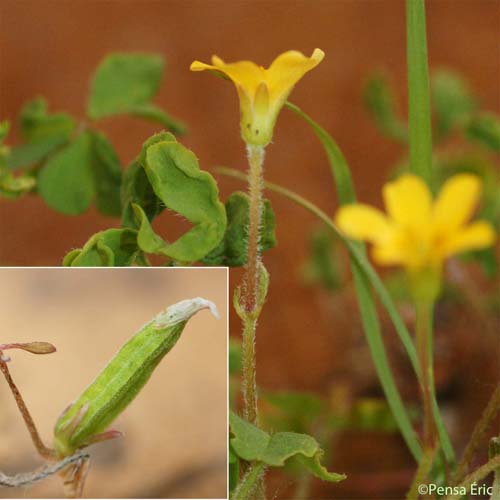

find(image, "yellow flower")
[190,49,324,146]
[335,173,496,272]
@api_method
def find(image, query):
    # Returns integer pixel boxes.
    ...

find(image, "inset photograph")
[0,267,227,499]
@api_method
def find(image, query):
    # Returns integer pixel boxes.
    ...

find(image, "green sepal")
[87,53,185,134]
[7,98,75,169]
[201,191,276,267]
[229,411,345,482]
[63,228,139,266]
[135,140,226,262]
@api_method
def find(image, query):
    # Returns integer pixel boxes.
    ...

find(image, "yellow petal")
[382,174,433,229]
[433,174,481,233]
[190,58,265,95]
[372,243,407,266]
[441,220,496,257]
[266,49,325,104]
[335,204,392,244]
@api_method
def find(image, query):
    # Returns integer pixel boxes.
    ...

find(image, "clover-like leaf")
[229,411,345,482]
[38,132,94,215]
[87,53,185,133]
[88,53,163,118]
[37,130,123,216]
[121,132,179,228]
[88,130,122,216]
[63,228,139,267]
[7,98,75,169]
[133,139,226,262]
[201,191,276,267]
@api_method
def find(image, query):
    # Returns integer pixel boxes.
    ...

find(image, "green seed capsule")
[53,297,219,457]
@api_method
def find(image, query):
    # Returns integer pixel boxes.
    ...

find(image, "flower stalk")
[0,351,55,460]
[241,144,265,426]
[415,298,437,449]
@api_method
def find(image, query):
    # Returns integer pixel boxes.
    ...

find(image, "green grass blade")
[406,0,433,185]
[352,262,422,460]
[285,102,356,204]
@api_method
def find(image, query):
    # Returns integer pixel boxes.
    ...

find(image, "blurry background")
[0,1,499,498]
[0,268,227,498]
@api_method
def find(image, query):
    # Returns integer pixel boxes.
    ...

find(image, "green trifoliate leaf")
[121,161,162,228]
[88,130,122,216]
[88,53,163,118]
[431,70,476,139]
[201,191,276,267]
[363,72,407,143]
[229,411,345,482]
[87,53,185,133]
[19,98,75,142]
[38,132,94,215]
[465,112,500,152]
[7,98,75,169]
[63,228,139,267]
[38,130,123,216]
[121,132,178,228]
[133,139,226,262]
[137,130,177,166]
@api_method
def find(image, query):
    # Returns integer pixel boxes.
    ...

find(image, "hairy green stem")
[453,384,500,485]
[232,462,266,500]
[241,145,265,426]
